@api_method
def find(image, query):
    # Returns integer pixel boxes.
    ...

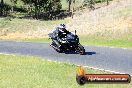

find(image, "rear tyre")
[78,44,85,55]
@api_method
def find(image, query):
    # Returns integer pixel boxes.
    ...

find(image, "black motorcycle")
[48,30,85,55]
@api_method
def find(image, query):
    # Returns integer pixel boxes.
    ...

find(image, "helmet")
[58,24,66,32]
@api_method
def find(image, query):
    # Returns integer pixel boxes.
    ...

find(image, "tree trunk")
[1,0,3,3]
[11,6,14,13]
[11,0,17,13]
[72,0,75,18]
[0,0,4,16]
[12,2,16,13]
[35,0,39,19]
[107,0,109,5]
[68,0,72,12]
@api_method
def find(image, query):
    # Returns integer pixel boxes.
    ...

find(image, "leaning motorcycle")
[48,30,85,55]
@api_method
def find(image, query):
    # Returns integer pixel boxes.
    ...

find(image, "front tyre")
[78,44,85,55]
[50,42,63,53]
[56,45,63,53]
[56,48,63,53]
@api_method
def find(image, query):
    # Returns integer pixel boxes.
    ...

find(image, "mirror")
[75,30,77,35]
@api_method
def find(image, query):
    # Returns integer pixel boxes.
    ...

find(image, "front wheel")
[50,42,63,53]
[78,44,85,55]
[56,45,64,53]
[56,48,63,53]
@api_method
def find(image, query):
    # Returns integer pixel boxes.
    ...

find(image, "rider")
[51,24,69,48]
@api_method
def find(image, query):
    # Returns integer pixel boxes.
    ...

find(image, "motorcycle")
[48,30,85,55]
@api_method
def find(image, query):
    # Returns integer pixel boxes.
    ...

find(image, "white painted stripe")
[0,52,131,76]
[83,65,127,74]
[44,58,132,76]
[0,53,16,56]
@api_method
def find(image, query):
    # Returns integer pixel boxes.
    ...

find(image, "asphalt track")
[0,41,132,75]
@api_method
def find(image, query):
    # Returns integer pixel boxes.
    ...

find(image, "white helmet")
[58,24,66,32]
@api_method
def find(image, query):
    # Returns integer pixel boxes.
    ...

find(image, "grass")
[113,6,132,18]
[80,33,132,48]
[0,0,132,48]
[80,38,132,48]
[0,17,131,48]
[21,38,51,43]
[18,36,132,48]
[0,18,69,33]
[0,54,131,88]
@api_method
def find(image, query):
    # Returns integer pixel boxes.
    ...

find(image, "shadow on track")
[64,51,96,55]
[85,52,96,55]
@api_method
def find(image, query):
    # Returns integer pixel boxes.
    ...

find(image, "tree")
[1,0,3,3]
[10,0,18,12]
[34,0,39,19]
[67,0,72,12]
[107,0,109,5]
[22,0,40,19]
[0,0,4,16]
[83,0,95,10]
[89,0,95,10]
[71,0,75,18]
[21,0,62,19]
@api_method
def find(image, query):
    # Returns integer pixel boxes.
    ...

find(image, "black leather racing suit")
[52,27,69,48]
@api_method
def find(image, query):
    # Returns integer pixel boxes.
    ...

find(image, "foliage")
[0,0,62,19]
[21,0,62,12]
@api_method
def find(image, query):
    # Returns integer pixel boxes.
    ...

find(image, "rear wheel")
[78,44,85,55]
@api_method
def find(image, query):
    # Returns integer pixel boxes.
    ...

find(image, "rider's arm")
[52,28,59,39]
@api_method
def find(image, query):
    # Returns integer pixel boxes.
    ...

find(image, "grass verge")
[80,37,132,48]
[81,39,132,48]
[21,38,51,43]
[0,54,131,88]
[0,18,69,33]
[18,37,132,48]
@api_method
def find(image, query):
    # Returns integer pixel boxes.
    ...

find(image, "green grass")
[79,29,132,48]
[1,0,131,48]
[0,18,69,33]
[19,36,132,48]
[0,54,131,88]
[0,17,131,48]
[21,38,51,43]
[80,38,132,48]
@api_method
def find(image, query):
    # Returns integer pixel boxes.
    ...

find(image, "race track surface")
[0,41,132,75]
